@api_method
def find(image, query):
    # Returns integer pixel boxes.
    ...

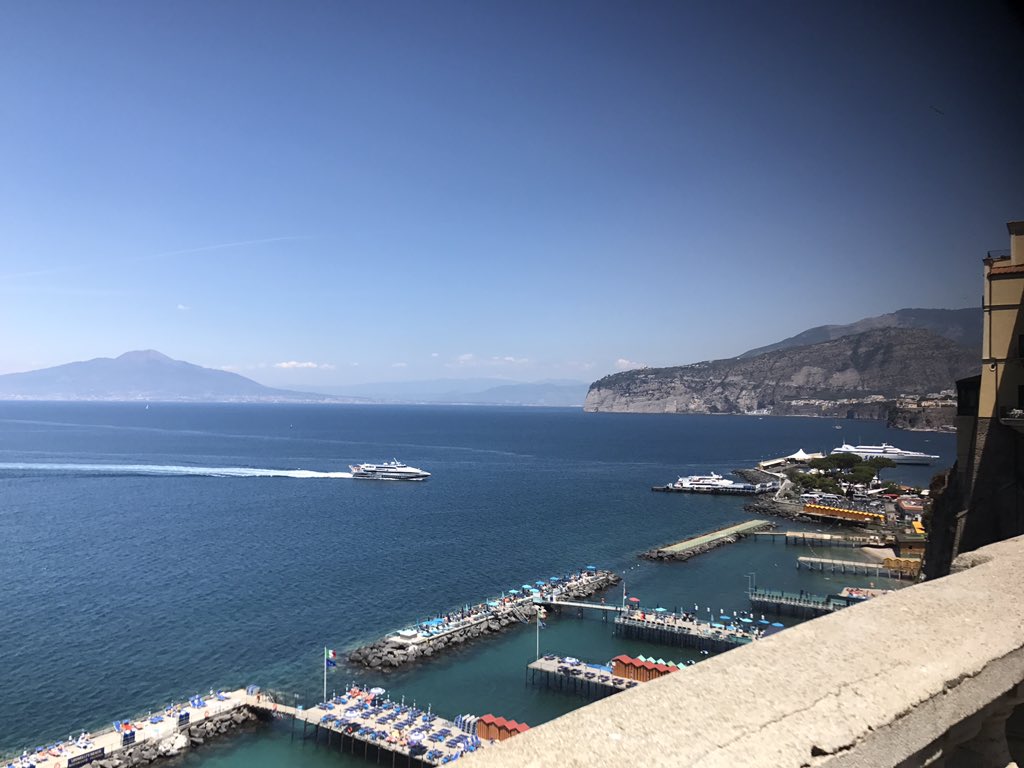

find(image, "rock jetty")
[349,570,621,670]
[641,520,775,562]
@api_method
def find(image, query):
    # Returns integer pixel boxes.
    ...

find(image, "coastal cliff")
[584,328,976,422]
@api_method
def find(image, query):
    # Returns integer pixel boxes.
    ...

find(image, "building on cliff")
[926,220,1024,577]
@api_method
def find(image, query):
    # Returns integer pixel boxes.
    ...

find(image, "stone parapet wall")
[466,535,1024,767]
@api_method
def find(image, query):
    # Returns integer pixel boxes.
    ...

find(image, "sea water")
[0,403,953,762]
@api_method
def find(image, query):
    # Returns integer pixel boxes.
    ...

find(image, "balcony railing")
[468,535,1024,767]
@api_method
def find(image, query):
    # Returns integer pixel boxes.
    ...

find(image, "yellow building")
[927,221,1024,577]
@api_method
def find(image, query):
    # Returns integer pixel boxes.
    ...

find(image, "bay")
[0,403,952,761]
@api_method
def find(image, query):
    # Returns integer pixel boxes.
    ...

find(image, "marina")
[641,519,775,561]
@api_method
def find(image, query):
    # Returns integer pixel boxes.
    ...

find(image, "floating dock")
[526,657,638,700]
[641,520,775,561]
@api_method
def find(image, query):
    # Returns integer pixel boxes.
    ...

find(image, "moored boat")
[830,443,939,465]
[652,472,775,495]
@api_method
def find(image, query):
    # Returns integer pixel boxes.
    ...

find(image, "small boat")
[349,459,431,481]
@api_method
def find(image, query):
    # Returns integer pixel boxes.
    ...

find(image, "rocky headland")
[584,328,976,428]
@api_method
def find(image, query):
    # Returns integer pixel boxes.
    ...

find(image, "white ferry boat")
[349,460,431,481]
[653,472,771,495]
[830,443,939,465]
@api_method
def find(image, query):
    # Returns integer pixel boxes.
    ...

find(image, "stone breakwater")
[348,571,621,670]
[183,706,260,749]
[641,521,776,562]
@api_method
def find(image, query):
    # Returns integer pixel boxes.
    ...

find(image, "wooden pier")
[526,658,637,700]
[613,611,757,652]
[754,530,886,548]
[746,586,890,618]
[641,520,775,562]
[796,556,907,579]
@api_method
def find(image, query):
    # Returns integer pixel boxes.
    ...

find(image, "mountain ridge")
[0,350,362,403]
[738,307,980,359]
[584,327,977,419]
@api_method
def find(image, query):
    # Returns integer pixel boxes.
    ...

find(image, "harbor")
[641,519,775,561]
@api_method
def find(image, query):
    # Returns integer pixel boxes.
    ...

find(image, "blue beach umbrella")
[771,622,785,628]
[486,601,499,607]
[549,576,559,582]
[740,617,753,623]
[586,565,597,570]
[508,589,520,595]
[654,607,668,613]
[757,619,770,625]
[535,581,545,587]
[530,588,541,594]
[719,615,732,621]
[522,585,532,591]
[711,623,725,629]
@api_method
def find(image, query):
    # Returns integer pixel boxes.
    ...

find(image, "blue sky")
[1,1,1022,386]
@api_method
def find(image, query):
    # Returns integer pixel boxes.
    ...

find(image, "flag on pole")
[325,648,337,668]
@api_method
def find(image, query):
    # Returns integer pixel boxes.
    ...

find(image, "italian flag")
[326,649,337,660]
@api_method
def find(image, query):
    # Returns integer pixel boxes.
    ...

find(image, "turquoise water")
[0,403,952,762]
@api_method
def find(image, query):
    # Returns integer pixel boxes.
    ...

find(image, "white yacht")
[830,443,939,465]
[349,460,431,481]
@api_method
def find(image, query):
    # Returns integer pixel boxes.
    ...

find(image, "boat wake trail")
[0,463,353,479]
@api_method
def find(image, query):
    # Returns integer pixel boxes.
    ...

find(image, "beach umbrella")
[771,622,785,627]
[654,607,668,613]
[550,576,559,582]
[535,580,545,586]
[586,565,597,570]
[508,589,520,595]
[740,617,753,623]
[719,615,732,621]
[711,623,725,629]
[487,601,499,607]
[530,588,540,594]
[628,597,640,603]
[522,585,532,591]
[757,619,770,625]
